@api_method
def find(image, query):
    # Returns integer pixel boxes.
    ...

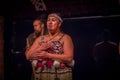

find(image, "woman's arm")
[25,37,40,60]
[25,36,51,60]
[39,34,74,63]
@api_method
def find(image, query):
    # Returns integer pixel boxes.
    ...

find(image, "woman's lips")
[47,25,52,30]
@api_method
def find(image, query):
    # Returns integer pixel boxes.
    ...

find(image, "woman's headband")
[48,13,63,22]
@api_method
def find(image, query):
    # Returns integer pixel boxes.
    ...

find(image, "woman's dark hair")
[47,12,63,21]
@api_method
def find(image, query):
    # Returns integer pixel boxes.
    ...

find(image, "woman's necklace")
[47,32,60,42]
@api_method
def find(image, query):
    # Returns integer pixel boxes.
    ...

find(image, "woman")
[26,13,74,80]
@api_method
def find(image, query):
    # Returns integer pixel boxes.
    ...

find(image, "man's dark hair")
[34,16,48,35]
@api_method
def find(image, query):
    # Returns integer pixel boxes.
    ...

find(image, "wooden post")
[0,16,4,80]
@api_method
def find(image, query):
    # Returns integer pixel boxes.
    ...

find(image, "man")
[26,17,46,50]
[25,16,47,80]
[92,29,119,79]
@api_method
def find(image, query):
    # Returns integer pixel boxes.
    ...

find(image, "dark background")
[3,0,120,80]
[1,0,120,17]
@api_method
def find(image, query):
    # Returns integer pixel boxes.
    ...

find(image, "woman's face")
[33,20,43,32]
[47,16,61,32]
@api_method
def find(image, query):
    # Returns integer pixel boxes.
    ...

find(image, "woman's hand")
[36,51,48,58]
[30,51,48,60]
[28,42,51,60]
[30,42,50,55]
[39,42,51,51]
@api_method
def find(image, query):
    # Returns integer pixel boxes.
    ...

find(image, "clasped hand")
[35,51,48,59]
[31,42,51,59]
[39,42,51,51]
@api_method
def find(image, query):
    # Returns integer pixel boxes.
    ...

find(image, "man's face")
[33,20,43,32]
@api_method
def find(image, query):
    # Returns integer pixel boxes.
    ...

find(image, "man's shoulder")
[27,33,34,39]
[108,41,117,46]
[28,32,34,37]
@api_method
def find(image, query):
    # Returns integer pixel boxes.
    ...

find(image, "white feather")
[32,60,38,67]
[53,60,60,68]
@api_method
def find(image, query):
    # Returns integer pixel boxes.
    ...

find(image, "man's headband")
[48,13,63,22]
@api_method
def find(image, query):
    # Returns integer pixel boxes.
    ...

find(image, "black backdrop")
[4,15,120,80]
